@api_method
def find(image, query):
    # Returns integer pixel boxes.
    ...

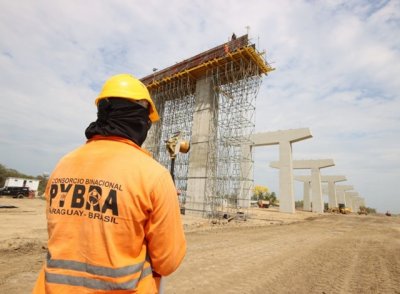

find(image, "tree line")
[0,163,48,195]
[252,185,278,205]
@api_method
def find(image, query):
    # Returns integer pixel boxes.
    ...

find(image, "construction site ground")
[1,197,399,294]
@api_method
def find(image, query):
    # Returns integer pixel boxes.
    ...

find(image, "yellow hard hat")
[95,74,159,122]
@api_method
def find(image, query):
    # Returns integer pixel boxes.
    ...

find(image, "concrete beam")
[336,185,354,191]
[271,159,335,213]
[270,159,334,169]
[293,175,311,182]
[321,175,347,182]
[250,128,312,146]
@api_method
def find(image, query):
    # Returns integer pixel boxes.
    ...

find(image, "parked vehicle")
[358,206,368,215]
[257,200,270,208]
[0,186,30,198]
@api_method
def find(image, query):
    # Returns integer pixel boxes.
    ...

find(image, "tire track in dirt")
[1,199,399,294]
[0,241,46,293]
[166,215,400,294]
[251,218,360,294]
[167,218,338,293]
[344,226,400,294]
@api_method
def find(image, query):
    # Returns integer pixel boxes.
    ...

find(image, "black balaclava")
[85,98,151,146]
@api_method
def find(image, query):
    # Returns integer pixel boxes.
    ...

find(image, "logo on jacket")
[48,178,121,224]
[88,186,102,209]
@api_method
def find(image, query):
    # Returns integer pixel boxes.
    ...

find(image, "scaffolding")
[204,61,263,218]
[141,35,273,219]
[143,76,196,206]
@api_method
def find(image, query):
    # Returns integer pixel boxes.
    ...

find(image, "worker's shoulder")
[63,138,166,164]
[56,140,169,175]
[131,148,166,170]
[61,139,158,164]
[118,145,171,182]
[99,139,169,173]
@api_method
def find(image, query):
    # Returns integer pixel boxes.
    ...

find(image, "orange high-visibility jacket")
[33,136,186,293]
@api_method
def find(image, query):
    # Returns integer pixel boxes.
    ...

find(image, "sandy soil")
[0,197,399,294]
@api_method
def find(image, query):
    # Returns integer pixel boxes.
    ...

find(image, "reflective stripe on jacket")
[33,135,186,293]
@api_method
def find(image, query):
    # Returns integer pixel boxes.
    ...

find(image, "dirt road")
[165,215,400,293]
[1,198,399,293]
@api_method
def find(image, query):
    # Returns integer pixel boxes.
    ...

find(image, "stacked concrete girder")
[251,129,312,213]
[293,175,311,211]
[271,159,335,213]
[345,191,359,212]
[335,185,354,207]
[321,176,347,209]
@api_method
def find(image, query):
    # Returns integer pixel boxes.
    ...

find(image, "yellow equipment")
[340,207,351,214]
[358,206,368,215]
[95,74,159,122]
[166,132,190,160]
[166,131,190,216]
[338,204,351,214]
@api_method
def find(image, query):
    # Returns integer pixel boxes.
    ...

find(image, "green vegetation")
[0,163,48,195]
[0,164,33,187]
[361,206,376,214]
[295,200,303,208]
[252,185,278,205]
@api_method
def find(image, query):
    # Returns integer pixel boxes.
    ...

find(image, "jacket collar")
[87,135,152,157]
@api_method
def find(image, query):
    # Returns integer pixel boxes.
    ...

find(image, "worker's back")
[33,135,186,293]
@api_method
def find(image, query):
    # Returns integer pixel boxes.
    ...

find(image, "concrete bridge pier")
[273,159,335,213]
[345,191,359,213]
[251,128,312,213]
[186,77,217,213]
[335,185,354,207]
[321,175,347,209]
[294,175,311,211]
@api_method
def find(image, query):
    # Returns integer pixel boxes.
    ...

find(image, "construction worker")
[33,74,186,293]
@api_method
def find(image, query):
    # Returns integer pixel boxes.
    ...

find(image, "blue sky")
[0,0,399,213]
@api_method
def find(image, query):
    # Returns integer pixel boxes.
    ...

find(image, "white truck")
[4,177,40,191]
